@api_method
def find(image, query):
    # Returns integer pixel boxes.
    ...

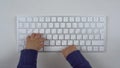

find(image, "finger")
[40,41,44,44]
[27,36,30,39]
[31,33,37,38]
[39,38,46,42]
[40,44,44,48]
[35,33,41,39]
[39,42,44,47]
[38,33,43,38]
[62,45,75,52]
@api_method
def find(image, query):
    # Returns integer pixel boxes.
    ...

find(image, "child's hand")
[25,33,46,51]
[62,45,77,58]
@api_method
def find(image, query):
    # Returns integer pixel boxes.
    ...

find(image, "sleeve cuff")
[18,49,38,65]
[66,50,91,68]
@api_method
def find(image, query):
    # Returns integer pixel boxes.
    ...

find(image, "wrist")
[62,45,77,58]
[25,46,40,51]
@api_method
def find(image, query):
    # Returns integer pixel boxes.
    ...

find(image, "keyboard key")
[33,17,39,22]
[63,29,69,33]
[44,40,50,45]
[18,29,26,34]
[47,35,52,39]
[57,29,62,34]
[101,34,104,39]
[100,17,105,22]
[93,46,99,51]
[90,23,96,28]
[36,23,41,28]
[19,17,26,22]
[83,35,88,39]
[33,29,38,33]
[75,17,80,22]
[56,40,61,45]
[30,23,35,28]
[87,46,92,51]
[60,23,65,28]
[27,29,33,34]
[19,34,26,39]
[66,23,72,28]
[89,35,94,39]
[42,34,47,38]
[62,40,67,45]
[26,17,32,22]
[99,46,104,51]
[95,35,100,39]
[39,17,44,22]
[50,40,55,45]
[51,29,56,33]
[65,35,70,39]
[71,35,76,39]
[18,40,25,46]
[42,23,47,28]
[75,29,80,34]
[54,23,60,28]
[23,23,29,28]
[45,29,51,33]
[39,29,44,33]
[53,35,58,39]
[81,46,87,51]
[88,17,93,22]
[81,29,86,34]
[57,17,62,22]
[92,40,104,45]
[72,23,77,28]
[48,23,54,28]
[63,17,69,22]
[17,23,23,28]
[86,40,91,45]
[45,17,50,22]
[44,46,66,51]
[94,29,99,34]
[87,29,92,34]
[59,35,64,39]
[93,17,99,22]
[97,23,104,28]
[100,29,104,34]
[69,29,74,33]
[78,23,83,28]
[51,17,56,22]
[69,17,74,22]
[74,40,79,45]
[81,17,87,22]
[80,40,85,45]
[84,23,89,28]
[68,40,73,45]
[77,35,82,39]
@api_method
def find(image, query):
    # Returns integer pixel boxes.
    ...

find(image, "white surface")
[0,0,120,68]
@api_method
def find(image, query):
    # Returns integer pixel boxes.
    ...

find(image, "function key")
[39,17,44,22]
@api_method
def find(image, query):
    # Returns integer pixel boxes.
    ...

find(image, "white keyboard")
[16,16,106,52]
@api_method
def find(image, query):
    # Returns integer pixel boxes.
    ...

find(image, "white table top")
[0,0,120,68]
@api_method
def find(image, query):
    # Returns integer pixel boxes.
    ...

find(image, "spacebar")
[44,46,67,51]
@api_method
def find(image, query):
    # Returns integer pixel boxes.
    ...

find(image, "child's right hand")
[62,45,77,58]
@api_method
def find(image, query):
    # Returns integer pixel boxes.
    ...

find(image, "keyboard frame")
[16,16,107,52]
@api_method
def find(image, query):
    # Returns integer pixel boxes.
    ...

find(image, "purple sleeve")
[66,50,92,68]
[17,49,38,68]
